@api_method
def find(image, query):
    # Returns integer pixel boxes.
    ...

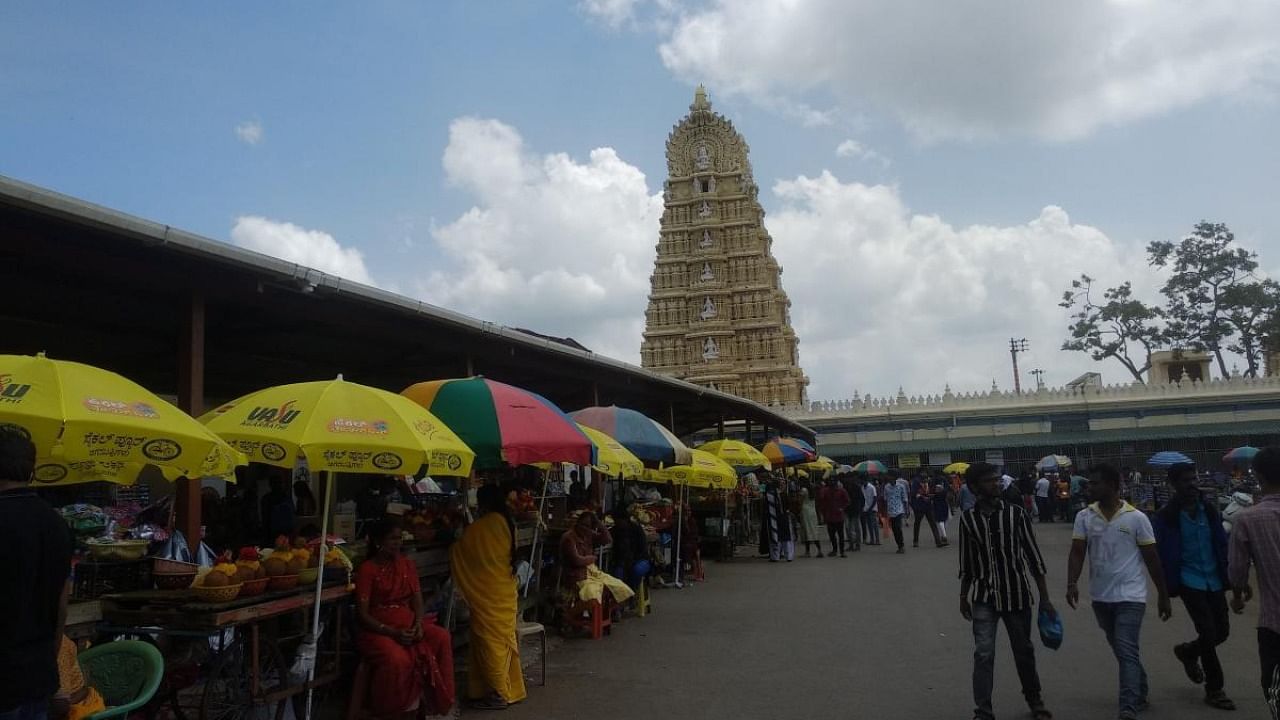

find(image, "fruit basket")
[192,582,242,603]
[153,571,196,590]
[153,558,198,574]
[267,574,300,592]
[85,539,150,561]
[238,577,270,597]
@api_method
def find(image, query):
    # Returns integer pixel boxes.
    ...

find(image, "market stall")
[695,439,771,559]
[197,376,475,720]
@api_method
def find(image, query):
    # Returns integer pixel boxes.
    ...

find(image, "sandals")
[1174,643,1205,684]
[471,693,509,711]
[1204,692,1236,711]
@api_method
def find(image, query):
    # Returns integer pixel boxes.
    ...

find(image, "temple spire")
[691,84,711,112]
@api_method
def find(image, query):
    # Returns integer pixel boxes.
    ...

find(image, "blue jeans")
[971,602,1042,720]
[1093,601,1148,715]
[0,700,48,720]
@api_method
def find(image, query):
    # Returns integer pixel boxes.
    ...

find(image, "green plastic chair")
[78,640,165,720]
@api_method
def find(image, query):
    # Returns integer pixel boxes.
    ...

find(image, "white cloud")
[767,171,1162,400]
[835,139,890,167]
[234,119,264,145]
[230,216,375,285]
[656,0,1280,141]
[422,117,663,360]
[423,117,1164,401]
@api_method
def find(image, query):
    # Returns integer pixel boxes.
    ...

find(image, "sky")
[4,1,1280,404]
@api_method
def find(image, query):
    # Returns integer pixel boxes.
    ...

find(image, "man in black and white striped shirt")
[959,462,1056,720]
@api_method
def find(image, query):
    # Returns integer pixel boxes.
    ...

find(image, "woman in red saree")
[355,519,455,718]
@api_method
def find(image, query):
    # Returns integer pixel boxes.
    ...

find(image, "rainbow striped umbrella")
[402,377,593,469]
[570,405,691,467]
[761,437,817,467]
[1224,446,1259,465]
[853,460,888,475]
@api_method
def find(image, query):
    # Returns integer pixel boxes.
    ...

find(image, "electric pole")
[1009,338,1029,394]
[1030,368,1045,390]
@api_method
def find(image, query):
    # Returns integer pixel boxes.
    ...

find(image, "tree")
[1221,278,1280,377]
[1060,274,1166,383]
[1148,222,1258,377]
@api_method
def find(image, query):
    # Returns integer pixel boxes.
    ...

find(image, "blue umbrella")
[1148,451,1193,467]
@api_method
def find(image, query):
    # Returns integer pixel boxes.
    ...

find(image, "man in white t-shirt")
[1067,463,1171,720]
[1034,475,1052,522]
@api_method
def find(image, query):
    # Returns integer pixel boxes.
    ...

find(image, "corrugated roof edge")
[0,173,812,438]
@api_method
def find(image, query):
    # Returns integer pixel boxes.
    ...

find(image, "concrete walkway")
[504,522,1268,720]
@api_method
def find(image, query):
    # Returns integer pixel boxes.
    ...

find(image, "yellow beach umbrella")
[943,462,970,475]
[0,353,245,483]
[799,455,836,472]
[200,376,475,477]
[577,424,643,479]
[656,449,738,489]
[33,443,247,487]
[696,439,772,471]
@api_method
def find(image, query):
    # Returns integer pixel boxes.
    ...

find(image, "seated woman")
[355,519,455,719]
[450,485,527,710]
[51,636,105,720]
[559,511,634,622]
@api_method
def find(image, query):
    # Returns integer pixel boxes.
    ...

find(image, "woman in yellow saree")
[451,484,527,709]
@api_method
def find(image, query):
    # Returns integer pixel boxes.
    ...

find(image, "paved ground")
[504,521,1268,720]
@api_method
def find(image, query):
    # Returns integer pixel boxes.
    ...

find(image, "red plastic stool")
[689,551,705,582]
[563,599,612,639]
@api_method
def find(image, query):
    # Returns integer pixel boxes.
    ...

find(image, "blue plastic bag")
[1038,609,1063,650]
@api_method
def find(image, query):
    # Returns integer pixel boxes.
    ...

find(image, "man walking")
[1229,446,1280,719]
[818,478,850,558]
[843,476,862,553]
[1035,473,1052,522]
[1067,463,1171,720]
[0,425,73,720]
[884,472,909,554]
[959,462,1054,720]
[911,474,942,548]
[861,476,880,545]
[1151,463,1236,710]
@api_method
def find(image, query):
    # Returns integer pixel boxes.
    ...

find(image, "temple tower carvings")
[640,86,809,406]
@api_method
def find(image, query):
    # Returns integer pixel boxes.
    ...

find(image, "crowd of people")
[757,469,958,560]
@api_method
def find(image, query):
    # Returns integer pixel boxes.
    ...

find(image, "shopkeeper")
[559,511,634,612]
[608,507,650,592]
[0,425,73,720]
[354,519,455,718]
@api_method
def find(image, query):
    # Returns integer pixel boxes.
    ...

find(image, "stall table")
[100,583,351,720]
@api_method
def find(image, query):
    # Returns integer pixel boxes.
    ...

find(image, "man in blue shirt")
[883,473,909,554]
[1152,463,1236,710]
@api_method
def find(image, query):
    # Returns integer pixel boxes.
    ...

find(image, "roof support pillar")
[175,291,205,551]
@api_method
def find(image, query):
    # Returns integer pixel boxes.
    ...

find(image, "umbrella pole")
[673,482,684,588]
[524,470,551,599]
[303,470,333,720]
